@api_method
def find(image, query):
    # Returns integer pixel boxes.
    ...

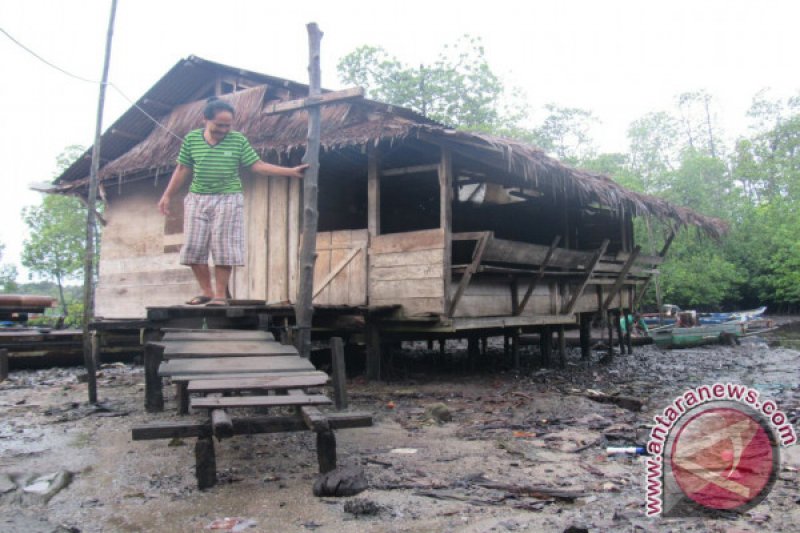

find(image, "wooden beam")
[514,235,561,316]
[330,337,347,410]
[312,247,363,299]
[601,245,641,311]
[294,23,323,359]
[211,409,234,440]
[110,128,146,142]
[263,86,364,114]
[144,343,164,412]
[368,143,381,237]
[440,147,453,313]
[142,97,172,113]
[381,164,439,177]
[562,239,610,315]
[447,232,491,316]
[195,437,216,490]
[633,230,676,308]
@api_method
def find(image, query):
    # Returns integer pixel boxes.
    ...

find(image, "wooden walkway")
[132,328,371,489]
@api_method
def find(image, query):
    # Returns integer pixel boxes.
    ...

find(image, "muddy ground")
[1,321,799,533]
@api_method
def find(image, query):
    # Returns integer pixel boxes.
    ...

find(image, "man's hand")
[251,161,309,179]
[158,195,171,216]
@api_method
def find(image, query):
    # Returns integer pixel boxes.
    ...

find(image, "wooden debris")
[583,389,644,412]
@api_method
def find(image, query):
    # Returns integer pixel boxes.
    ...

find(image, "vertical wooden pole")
[195,436,217,490]
[367,144,381,238]
[0,348,7,382]
[579,313,592,360]
[330,337,348,410]
[624,308,633,354]
[606,311,615,361]
[557,325,566,368]
[365,321,381,381]
[82,0,118,404]
[511,329,520,370]
[316,430,337,473]
[144,343,164,413]
[439,147,453,313]
[295,23,324,359]
[540,326,553,366]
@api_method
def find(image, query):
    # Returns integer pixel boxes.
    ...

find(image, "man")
[157,97,307,306]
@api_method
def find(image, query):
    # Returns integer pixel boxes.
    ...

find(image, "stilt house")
[50,57,723,348]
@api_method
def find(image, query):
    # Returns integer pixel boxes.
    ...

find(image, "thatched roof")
[50,56,726,238]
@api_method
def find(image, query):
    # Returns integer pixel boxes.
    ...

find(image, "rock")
[343,498,384,516]
[312,467,367,497]
[22,471,73,503]
[426,403,452,423]
[0,473,16,494]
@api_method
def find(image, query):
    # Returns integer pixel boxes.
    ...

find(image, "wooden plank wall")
[448,278,634,318]
[313,230,368,305]
[233,175,301,303]
[96,182,196,318]
[369,229,445,316]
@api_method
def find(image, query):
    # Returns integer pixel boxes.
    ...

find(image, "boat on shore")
[650,322,746,349]
[643,305,768,327]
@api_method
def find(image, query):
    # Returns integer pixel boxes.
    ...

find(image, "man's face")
[205,111,233,143]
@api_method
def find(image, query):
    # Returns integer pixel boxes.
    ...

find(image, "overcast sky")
[1,0,798,281]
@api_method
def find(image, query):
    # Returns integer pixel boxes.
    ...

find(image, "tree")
[20,145,89,318]
[528,104,599,164]
[0,243,19,293]
[337,35,527,132]
[21,195,87,316]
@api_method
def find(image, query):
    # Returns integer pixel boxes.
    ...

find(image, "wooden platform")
[135,328,371,490]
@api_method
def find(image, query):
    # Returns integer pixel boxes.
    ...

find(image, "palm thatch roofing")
[50,56,726,238]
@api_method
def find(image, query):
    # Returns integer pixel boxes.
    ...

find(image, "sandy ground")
[1,322,799,533]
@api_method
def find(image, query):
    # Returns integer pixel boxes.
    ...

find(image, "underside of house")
[49,56,725,370]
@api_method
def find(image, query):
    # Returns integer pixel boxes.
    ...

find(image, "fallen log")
[583,389,644,412]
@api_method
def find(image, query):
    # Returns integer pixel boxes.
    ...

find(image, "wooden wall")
[231,174,301,303]
[96,181,196,318]
[369,228,446,317]
[313,230,368,305]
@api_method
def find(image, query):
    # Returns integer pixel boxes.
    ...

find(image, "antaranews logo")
[645,383,796,517]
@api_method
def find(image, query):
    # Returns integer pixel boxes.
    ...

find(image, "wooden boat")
[643,305,767,327]
[650,323,746,349]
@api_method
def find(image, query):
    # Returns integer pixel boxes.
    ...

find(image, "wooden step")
[187,373,329,393]
[191,394,332,409]
[170,371,323,383]
[159,356,314,376]
[154,340,298,358]
[162,330,275,342]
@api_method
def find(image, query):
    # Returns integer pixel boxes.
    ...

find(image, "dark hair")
[203,96,235,119]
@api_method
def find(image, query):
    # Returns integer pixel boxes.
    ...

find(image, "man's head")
[203,97,234,143]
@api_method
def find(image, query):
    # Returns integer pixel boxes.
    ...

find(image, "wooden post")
[365,321,381,381]
[330,337,348,410]
[606,311,615,361]
[540,326,553,366]
[195,436,217,490]
[0,348,7,382]
[439,147,453,313]
[579,313,592,360]
[511,329,520,370]
[211,409,234,440]
[557,326,566,368]
[503,333,510,359]
[176,382,189,415]
[294,23,324,359]
[144,343,164,413]
[81,0,118,405]
[316,430,337,473]
[368,144,381,238]
[467,335,479,372]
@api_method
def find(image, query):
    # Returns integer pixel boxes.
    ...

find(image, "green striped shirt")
[177,129,260,194]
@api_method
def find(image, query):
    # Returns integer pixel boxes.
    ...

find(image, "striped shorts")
[180,192,245,266]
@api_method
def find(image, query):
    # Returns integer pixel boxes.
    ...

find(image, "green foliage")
[527,104,599,164]
[0,243,19,293]
[337,35,526,132]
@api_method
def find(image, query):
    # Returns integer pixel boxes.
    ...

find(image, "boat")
[650,322,746,349]
[643,305,767,327]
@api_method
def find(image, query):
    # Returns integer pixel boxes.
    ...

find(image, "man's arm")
[157,163,192,216]
[250,160,309,179]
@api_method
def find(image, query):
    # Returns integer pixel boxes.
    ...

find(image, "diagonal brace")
[514,235,561,316]
[562,239,610,315]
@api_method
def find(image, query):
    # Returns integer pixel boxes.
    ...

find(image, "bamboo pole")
[294,23,323,359]
[81,0,118,403]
